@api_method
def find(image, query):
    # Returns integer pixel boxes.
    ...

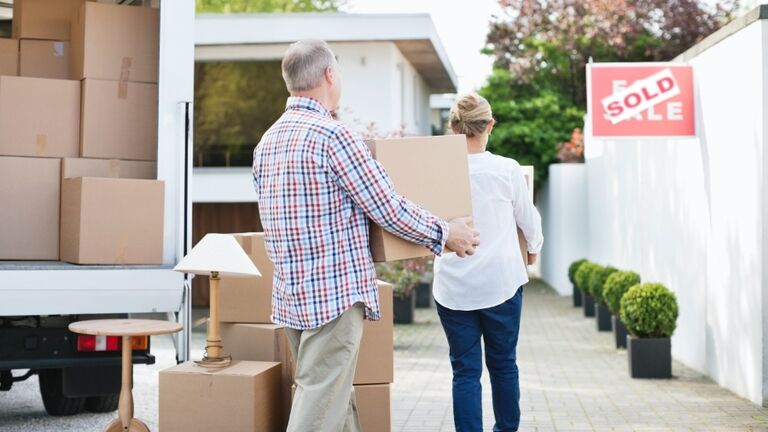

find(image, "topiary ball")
[603,271,641,315]
[589,266,618,305]
[568,259,588,284]
[574,262,601,295]
[620,283,679,338]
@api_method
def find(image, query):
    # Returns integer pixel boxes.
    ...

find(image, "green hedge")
[603,271,641,315]
[589,266,618,304]
[620,283,679,338]
[574,262,601,295]
[568,259,588,285]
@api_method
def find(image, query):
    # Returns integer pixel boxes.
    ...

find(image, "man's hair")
[281,40,336,92]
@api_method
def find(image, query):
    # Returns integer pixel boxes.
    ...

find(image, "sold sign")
[588,64,695,138]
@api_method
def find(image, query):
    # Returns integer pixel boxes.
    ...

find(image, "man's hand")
[528,253,538,265]
[446,217,480,258]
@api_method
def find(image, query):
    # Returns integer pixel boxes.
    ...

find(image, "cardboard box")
[356,281,394,385]
[365,135,473,262]
[19,40,70,79]
[0,38,19,76]
[60,177,164,264]
[12,0,84,41]
[61,157,156,181]
[159,360,283,432]
[0,157,60,260]
[220,233,274,323]
[0,76,80,158]
[80,78,158,161]
[71,2,159,83]
[518,166,534,265]
[355,384,391,432]
[221,323,293,431]
[290,384,391,432]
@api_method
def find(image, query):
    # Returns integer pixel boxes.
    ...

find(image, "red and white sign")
[588,63,695,138]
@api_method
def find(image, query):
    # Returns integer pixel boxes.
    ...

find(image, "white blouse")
[433,152,544,311]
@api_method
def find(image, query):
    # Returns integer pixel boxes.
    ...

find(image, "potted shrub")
[589,266,618,332]
[376,259,426,324]
[574,262,600,317]
[568,259,587,307]
[415,257,434,308]
[603,271,641,349]
[620,283,679,379]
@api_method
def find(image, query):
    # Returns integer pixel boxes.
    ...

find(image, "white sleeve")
[511,162,544,254]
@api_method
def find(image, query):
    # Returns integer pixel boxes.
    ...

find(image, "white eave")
[194,12,458,93]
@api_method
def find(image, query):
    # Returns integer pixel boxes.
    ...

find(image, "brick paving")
[392,279,768,432]
[3,279,768,431]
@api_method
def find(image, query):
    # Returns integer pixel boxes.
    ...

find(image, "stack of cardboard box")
[0,0,164,264]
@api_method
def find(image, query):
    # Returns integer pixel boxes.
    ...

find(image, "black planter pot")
[415,282,432,308]
[613,315,628,349]
[573,285,583,307]
[583,294,595,317]
[628,336,672,379]
[596,302,612,332]
[393,292,416,324]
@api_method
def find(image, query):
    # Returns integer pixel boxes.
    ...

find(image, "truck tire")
[84,393,119,412]
[38,369,85,416]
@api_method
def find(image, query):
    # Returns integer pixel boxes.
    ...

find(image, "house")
[191,13,458,304]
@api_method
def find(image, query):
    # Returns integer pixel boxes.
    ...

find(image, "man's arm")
[327,126,475,255]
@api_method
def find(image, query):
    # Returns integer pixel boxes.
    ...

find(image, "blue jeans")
[436,288,523,432]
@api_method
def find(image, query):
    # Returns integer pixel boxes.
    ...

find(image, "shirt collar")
[286,96,333,119]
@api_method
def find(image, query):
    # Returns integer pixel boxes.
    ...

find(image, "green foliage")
[375,258,430,299]
[603,271,641,315]
[480,71,584,186]
[568,258,588,285]
[574,262,600,294]
[194,61,289,166]
[589,266,618,304]
[196,0,343,13]
[620,283,679,338]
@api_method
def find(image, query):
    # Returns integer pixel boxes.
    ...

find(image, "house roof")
[195,12,458,93]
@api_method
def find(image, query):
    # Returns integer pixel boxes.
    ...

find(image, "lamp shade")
[174,234,262,278]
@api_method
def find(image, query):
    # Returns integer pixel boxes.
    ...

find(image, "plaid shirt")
[253,97,449,330]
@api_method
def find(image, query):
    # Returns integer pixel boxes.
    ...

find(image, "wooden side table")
[69,319,183,432]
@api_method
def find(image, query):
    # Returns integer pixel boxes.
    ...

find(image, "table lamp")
[174,233,261,367]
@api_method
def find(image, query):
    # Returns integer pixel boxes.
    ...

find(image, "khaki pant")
[285,303,364,432]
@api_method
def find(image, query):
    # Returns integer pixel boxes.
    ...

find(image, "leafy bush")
[568,259,588,284]
[589,266,618,304]
[376,258,431,299]
[603,271,641,315]
[574,262,600,294]
[620,283,679,338]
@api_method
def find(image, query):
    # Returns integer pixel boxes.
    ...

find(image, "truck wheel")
[38,369,85,416]
[84,393,119,412]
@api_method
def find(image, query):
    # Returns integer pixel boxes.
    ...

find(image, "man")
[252,39,480,432]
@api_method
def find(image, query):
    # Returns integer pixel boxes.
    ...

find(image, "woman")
[433,93,543,432]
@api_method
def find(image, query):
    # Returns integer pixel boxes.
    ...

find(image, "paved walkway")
[393,280,768,431]
[2,280,768,431]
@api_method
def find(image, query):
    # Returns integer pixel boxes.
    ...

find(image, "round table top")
[69,319,183,337]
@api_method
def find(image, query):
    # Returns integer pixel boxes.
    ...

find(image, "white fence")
[579,10,768,405]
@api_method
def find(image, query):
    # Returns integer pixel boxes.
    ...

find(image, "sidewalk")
[393,279,768,431]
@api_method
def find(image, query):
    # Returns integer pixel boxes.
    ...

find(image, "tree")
[196,0,344,13]
[481,0,739,186]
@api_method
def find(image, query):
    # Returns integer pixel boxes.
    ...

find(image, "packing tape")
[52,42,65,58]
[35,134,47,156]
[118,57,132,99]
[109,160,120,178]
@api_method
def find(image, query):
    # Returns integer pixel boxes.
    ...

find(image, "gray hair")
[281,40,336,92]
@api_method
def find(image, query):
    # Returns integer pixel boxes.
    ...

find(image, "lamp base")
[194,354,232,368]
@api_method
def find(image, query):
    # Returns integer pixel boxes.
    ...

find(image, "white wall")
[585,19,767,404]
[539,164,589,296]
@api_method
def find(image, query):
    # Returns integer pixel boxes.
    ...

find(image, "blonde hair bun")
[449,93,493,138]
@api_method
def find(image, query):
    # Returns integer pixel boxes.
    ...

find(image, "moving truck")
[0,0,194,416]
